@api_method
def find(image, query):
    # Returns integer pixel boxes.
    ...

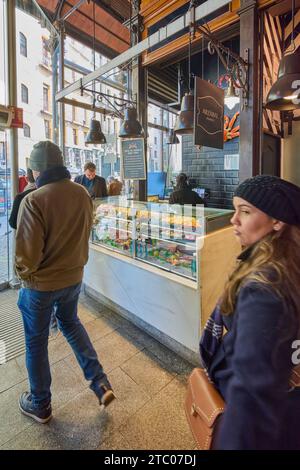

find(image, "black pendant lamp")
[85,118,106,144]
[266,50,300,111]
[266,1,300,111]
[119,107,144,138]
[85,1,107,145]
[174,93,194,135]
[166,128,180,144]
[174,28,194,135]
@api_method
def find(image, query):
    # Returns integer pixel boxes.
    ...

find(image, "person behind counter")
[74,162,107,198]
[169,173,205,206]
[107,175,123,196]
[200,175,300,450]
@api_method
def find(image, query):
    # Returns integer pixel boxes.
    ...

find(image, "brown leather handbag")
[185,365,300,450]
[184,368,224,450]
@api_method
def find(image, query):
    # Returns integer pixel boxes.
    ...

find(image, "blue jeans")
[18,282,106,408]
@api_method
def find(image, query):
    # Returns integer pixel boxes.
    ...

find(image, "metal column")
[5,0,19,286]
[58,24,65,156]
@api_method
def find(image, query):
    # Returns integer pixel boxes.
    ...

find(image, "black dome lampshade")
[266,49,300,111]
[166,129,180,144]
[119,107,144,138]
[85,119,106,144]
[174,93,194,135]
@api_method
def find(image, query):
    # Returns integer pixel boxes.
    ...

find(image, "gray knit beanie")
[29,140,63,172]
[235,175,300,225]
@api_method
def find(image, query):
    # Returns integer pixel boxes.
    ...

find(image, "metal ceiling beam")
[60,0,87,22]
[55,0,231,102]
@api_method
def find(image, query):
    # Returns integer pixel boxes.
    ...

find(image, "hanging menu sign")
[121,138,146,180]
[194,76,224,149]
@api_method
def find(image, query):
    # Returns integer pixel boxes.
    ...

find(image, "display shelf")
[92,197,233,282]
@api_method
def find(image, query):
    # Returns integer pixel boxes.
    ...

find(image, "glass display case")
[92,196,233,281]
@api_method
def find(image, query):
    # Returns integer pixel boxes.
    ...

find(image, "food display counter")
[83,197,239,364]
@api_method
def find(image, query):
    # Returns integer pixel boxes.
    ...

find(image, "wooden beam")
[284,9,300,40]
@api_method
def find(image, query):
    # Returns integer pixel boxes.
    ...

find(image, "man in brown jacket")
[16,140,115,423]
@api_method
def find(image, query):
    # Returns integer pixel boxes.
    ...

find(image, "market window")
[43,84,49,111]
[19,32,27,57]
[21,84,28,103]
[44,119,51,139]
[23,124,31,138]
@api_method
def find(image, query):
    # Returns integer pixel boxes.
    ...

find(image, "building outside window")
[19,32,27,57]
[83,131,88,145]
[73,128,78,145]
[154,136,157,145]
[72,106,77,123]
[44,120,51,139]
[43,84,49,111]
[21,84,28,103]
[23,124,31,138]
[41,37,50,67]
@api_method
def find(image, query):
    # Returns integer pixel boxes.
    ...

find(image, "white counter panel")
[84,245,201,353]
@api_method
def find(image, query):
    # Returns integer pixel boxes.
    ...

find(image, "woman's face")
[231,197,279,248]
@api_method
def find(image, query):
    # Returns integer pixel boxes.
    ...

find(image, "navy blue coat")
[209,282,300,450]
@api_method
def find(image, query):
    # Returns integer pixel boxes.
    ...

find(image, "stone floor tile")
[77,304,99,324]
[118,322,157,350]
[48,335,73,365]
[65,329,143,376]
[0,379,34,447]
[120,349,176,396]
[0,359,27,393]
[97,431,132,450]
[145,341,194,376]
[119,378,195,450]
[2,367,150,450]
[82,317,117,342]
[49,360,87,410]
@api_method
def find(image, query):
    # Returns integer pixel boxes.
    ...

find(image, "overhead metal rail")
[55,0,231,102]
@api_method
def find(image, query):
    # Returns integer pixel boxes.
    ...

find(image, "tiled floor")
[0,290,195,450]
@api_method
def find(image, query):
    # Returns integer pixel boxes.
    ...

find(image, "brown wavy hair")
[220,225,300,317]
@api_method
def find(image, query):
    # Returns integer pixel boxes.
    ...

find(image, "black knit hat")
[234,175,300,225]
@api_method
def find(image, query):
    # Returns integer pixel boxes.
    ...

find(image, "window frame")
[19,32,27,57]
[23,124,31,138]
[21,83,28,104]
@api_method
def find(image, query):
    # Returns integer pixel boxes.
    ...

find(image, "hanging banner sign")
[121,138,146,180]
[10,106,24,129]
[194,77,224,149]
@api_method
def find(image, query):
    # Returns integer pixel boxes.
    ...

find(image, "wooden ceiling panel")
[37,0,130,57]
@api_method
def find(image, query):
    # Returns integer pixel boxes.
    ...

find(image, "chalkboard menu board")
[121,138,146,180]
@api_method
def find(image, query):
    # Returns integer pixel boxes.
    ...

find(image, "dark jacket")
[74,174,107,198]
[208,279,300,450]
[169,187,205,206]
[9,188,36,229]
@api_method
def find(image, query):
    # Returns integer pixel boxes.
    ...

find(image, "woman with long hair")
[200,175,300,450]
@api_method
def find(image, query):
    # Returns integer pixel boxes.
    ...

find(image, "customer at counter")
[107,175,123,196]
[169,173,205,206]
[75,162,107,198]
